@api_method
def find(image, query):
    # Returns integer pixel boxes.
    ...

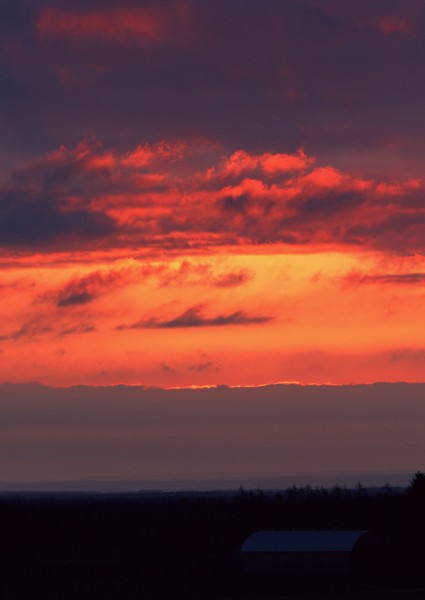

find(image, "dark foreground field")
[1,483,424,599]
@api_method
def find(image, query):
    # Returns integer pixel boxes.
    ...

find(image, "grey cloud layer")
[0,382,423,481]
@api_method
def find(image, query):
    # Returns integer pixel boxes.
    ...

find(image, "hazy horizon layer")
[0,382,423,484]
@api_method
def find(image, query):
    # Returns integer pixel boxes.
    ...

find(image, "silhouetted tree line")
[0,473,424,596]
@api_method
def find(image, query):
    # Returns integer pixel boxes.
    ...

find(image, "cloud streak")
[51,259,253,307]
[0,321,96,342]
[343,271,425,286]
[0,323,52,342]
[118,304,273,329]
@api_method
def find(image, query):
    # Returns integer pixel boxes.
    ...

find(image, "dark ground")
[0,484,424,599]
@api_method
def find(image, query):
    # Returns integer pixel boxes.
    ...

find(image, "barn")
[240,530,370,574]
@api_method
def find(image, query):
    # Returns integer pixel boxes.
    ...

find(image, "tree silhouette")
[407,471,425,500]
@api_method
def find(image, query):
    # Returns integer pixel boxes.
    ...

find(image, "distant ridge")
[0,471,412,493]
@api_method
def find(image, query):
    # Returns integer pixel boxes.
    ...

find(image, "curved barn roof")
[241,530,368,553]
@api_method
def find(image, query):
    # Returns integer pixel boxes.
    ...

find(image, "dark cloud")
[0,188,115,249]
[57,290,95,307]
[213,270,252,288]
[58,324,96,336]
[347,211,425,254]
[0,322,52,342]
[390,348,425,362]
[118,304,273,329]
[0,148,117,249]
[1,0,425,253]
[54,267,131,307]
[188,361,213,372]
[344,271,425,286]
[0,320,95,341]
[221,194,250,213]
[291,190,364,217]
[0,0,424,178]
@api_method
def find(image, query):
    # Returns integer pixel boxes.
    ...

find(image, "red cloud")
[59,138,186,173]
[314,3,412,37]
[375,15,410,35]
[123,141,187,168]
[3,138,425,255]
[207,148,314,181]
[37,3,190,45]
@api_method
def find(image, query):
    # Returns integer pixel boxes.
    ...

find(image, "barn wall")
[241,551,352,575]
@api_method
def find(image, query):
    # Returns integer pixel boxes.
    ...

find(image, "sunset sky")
[1,0,425,389]
[1,0,425,484]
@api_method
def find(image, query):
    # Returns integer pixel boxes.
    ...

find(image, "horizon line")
[1,379,425,391]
